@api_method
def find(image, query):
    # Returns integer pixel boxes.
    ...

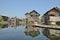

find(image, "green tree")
[0,16,8,25]
[39,16,44,24]
[0,16,3,22]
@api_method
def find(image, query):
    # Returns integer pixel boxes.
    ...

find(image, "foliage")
[19,20,25,25]
[0,21,8,25]
[0,16,9,26]
[0,16,3,22]
[39,16,44,24]
[56,21,60,26]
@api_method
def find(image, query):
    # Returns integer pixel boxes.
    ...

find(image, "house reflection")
[43,28,60,40]
[0,24,8,28]
[10,23,20,28]
[24,25,40,37]
[11,25,17,27]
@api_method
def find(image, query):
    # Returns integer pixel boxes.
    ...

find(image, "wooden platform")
[32,24,60,30]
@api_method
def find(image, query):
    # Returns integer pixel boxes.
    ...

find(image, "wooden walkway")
[32,24,60,30]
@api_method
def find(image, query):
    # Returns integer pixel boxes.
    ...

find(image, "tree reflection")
[24,25,40,37]
[43,28,60,40]
[0,24,8,29]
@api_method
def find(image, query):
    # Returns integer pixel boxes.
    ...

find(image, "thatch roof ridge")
[43,7,60,16]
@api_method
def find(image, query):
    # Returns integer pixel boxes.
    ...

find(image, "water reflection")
[0,22,60,40]
[43,28,60,40]
[0,24,8,28]
[11,24,18,27]
[24,24,40,37]
[10,21,25,27]
[0,24,19,29]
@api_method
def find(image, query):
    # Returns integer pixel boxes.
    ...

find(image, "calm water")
[0,25,60,40]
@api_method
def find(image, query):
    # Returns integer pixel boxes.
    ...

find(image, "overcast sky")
[0,0,60,18]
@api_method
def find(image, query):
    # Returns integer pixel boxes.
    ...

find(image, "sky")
[0,0,60,18]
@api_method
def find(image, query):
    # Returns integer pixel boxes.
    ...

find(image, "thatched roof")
[25,10,40,16]
[43,7,60,16]
[25,12,29,15]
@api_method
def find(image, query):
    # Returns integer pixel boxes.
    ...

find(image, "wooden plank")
[32,25,60,30]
